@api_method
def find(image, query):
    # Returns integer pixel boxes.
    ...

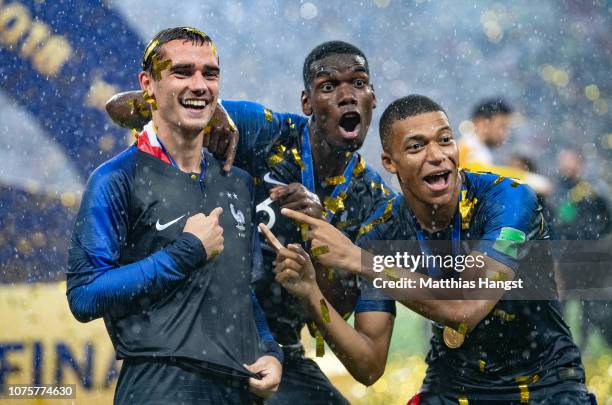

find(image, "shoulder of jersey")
[357,196,403,239]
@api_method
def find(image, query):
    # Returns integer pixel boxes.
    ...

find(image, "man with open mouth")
[67,27,283,404]
[270,95,592,404]
[105,40,397,404]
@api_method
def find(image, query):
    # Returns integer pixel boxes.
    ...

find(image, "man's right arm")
[66,166,222,322]
[261,227,394,386]
[220,100,306,172]
[105,92,306,173]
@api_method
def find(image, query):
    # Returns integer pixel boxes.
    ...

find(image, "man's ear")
[139,71,154,97]
[301,90,312,116]
[381,150,397,174]
[370,84,377,110]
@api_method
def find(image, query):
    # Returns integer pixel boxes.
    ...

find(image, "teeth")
[182,99,207,107]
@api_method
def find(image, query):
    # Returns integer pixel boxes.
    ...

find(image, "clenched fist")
[183,207,224,260]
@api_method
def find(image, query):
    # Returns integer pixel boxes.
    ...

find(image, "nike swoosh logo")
[263,172,287,186]
[155,215,186,231]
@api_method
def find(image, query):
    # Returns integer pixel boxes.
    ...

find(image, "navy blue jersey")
[223,100,396,346]
[358,171,585,401]
[67,124,281,378]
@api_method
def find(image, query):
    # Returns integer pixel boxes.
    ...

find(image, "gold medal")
[443,326,465,349]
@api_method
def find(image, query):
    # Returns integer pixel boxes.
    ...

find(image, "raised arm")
[279,208,520,332]
[259,224,394,385]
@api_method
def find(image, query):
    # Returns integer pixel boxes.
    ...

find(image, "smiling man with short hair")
[66,27,282,404]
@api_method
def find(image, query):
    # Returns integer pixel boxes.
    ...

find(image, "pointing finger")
[209,207,223,217]
[259,223,283,252]
[281,208,320,226]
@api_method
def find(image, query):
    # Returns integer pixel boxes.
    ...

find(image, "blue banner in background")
[0,0,142,178]
[0,0,143,282]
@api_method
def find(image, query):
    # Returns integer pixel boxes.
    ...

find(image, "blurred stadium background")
[0,0,610,403]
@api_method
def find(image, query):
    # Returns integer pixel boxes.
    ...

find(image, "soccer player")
[458,98,551,196]
[66,27,282,404]
[271,95,591,403]
[106,41,397,404]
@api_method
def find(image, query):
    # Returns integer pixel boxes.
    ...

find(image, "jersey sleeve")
[363,167,398,217]
[354,284,397,315]
[66,157,207,323]
[220,99,307,173]
[353,222,396,315]
[250,291,283,363]
[475,179,540,272]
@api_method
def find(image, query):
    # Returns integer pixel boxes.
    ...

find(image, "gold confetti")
[267,154,283,166]
[150,55,172,81]
[358,197,395,236]
[459,190,478,230]
[142,39,160,67]
[311,245,330,257]
[300,223,309,241]
[370,181,390,196]
[316,334,325,357]
[335,218,358,230]
[320,299,331,323]
[327,268,334,280]
[142,90,158,111]
[358,223,373,237]
[183,27,207,37]
[458,396,469,405]
[515,376,539,404]
[264,108,273,122]
[323,195,345,214]
[325,175,346,186]
[291,148,305,170]
[128,98,152,119]
[479,360,486,373]
[489,271,507,281]
[493,176,505,185]
[518,384,529,403]
[383,267,399,281]
[493,309,516,322]
[352,156,366,176]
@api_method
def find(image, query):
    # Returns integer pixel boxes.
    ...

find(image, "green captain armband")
[493,227,526,259]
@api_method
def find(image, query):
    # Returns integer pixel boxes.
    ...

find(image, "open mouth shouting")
[338,111,361,140]
[423,169,452,192]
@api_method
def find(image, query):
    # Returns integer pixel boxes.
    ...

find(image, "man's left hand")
[281,208,361,273]
[270,183,323,219]
[202,104,239,172]
[244,355,282,399]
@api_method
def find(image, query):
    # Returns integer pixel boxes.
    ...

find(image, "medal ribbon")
[411,181,467,279]
[300,125,357,222]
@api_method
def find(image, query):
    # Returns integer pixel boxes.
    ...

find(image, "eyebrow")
[313,64,368,80]
[171,63,220,72]
[401,125,452,144]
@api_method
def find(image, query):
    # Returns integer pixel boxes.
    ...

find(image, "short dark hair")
[379,95,446,152]
[302,41,369,90]
[142,27,216,78]
[471,98,513,119]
